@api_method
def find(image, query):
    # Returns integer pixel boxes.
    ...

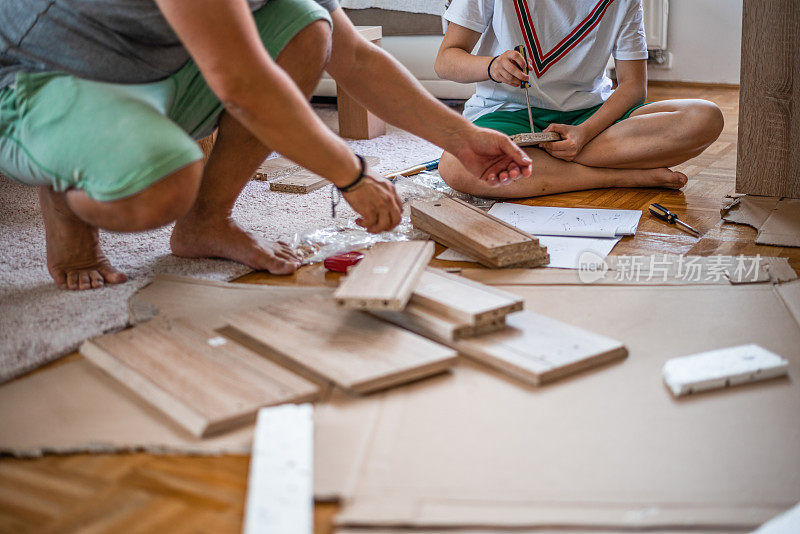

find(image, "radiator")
[643,0,669,50]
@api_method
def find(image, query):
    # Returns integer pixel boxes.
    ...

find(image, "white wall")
[649,0,742,84]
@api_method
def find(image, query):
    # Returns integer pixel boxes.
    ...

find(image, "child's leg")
[439,147,687,199]
[572,99,724,169]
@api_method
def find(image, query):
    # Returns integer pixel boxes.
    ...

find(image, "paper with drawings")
[437,235,621,269]
[488,203,642,238]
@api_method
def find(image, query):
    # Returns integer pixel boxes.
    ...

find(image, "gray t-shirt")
[0,0,339,90]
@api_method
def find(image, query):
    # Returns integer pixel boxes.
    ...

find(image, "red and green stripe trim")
[512,0,615,77]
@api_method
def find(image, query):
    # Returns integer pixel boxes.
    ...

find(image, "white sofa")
[315,35,477,100]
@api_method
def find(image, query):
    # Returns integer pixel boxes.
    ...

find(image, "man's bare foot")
[39,187,127,290]
[616,168,688,190]
[170,213,301,275]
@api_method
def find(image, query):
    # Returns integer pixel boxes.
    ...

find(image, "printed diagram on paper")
[487,203,642,238]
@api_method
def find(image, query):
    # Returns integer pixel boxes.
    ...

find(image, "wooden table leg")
[337,32,386,140]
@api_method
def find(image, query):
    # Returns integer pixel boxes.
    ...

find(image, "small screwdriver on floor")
[648,203,701,237]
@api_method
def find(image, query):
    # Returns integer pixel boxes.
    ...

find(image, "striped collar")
[512,0,616,77]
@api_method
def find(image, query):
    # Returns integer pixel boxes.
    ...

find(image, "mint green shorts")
[472,102,650,136]
[0,0,330,201]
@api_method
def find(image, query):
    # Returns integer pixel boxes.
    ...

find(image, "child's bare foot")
[615,168,688,190]
[170,212,301,275]
[39,187,127,290]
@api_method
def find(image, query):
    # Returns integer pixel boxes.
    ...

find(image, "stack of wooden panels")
[371,268,523,341]
[410,197,549,268]
[80,318,321,437]
[221,294,458,395]
[333,241,434,311]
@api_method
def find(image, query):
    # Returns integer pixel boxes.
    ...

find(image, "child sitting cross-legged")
[434,0,724,197]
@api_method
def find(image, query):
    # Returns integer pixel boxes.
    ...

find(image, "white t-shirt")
[444,0,648,120]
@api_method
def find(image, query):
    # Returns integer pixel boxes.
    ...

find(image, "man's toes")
[78,272,91,290]
[99,266,127,285]
[66,271,79,290]
[89,271,105,289]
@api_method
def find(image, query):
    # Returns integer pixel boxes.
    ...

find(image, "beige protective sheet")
[722,196,800,247]
[0,275,380,500]
[335,282,800,530]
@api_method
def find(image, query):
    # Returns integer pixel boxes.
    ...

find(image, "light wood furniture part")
[411,197,550,268]
[221,294,457,394]
[337,26,386,140]
[80,318,320,437]
[736,0,800,198]
[333,241,434,311]
[269,169,330,193]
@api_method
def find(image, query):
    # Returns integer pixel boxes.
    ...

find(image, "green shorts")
[472,102,650,136]
[0,0,330,201]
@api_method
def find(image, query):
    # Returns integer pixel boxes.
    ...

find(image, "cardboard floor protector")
[721,196,800,247]
[0,276,384,502]
[335,282,800,530]
[459,255,796,286]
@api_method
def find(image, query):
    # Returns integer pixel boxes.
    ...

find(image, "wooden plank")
[371,302,506,343]
[737,0,800,198]
[261,156,379,192]
[455,311,628,386]
[243,404,313,534]
[221,295,458,395]
[269,169,328,193]
[411,268,523,325]
[80,319,321,437]
[511,131,561,146]
[254,156,301,181]
[410,197,549,268]
[333,241,434,311]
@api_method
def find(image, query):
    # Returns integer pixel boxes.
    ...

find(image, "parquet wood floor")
[2,84,797,534]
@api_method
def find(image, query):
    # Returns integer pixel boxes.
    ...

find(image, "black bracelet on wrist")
[336,154,367,193]
[487,55,501,83]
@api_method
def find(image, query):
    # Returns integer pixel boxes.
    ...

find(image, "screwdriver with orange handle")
[648,203,701,236]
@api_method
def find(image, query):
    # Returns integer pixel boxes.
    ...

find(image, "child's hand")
[489,49,532,87]
[540,123,589,161]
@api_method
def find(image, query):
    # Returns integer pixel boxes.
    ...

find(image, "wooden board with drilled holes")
[80,318,321,437]
[511,131,561,146]
[410,197,549,268]
[411,268,523,325]
[220,294,458,395]
[333,241,435,311]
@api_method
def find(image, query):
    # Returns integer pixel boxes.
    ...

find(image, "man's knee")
[70,161,204,232]
[280,20,332,77]
[681,99,724,148]
[439,153,473,194]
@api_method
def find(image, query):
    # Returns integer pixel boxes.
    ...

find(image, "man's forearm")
[331,42,477,155]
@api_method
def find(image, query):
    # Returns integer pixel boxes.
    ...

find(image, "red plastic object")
[323,251,364,273]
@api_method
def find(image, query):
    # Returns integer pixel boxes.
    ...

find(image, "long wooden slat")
[410,197,549,267]
[455,311,628,386]
[221,295,458,395]
[80,318,320,437]
[333,241,434,311]
[411,268,523,325]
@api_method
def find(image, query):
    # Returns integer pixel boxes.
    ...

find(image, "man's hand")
[452,127,533,186]
[342,173,403,233]
[488,49,532,87]
[540,123,589,161]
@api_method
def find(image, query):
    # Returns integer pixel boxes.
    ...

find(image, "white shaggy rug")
[0,103,445,383]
